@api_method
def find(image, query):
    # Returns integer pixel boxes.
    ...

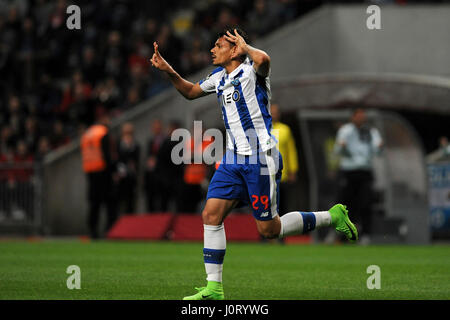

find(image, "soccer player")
[150,27,358,300]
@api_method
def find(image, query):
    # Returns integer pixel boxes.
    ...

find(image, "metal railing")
[0,162,42,234]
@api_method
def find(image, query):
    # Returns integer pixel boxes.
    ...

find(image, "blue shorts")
[206,147,283,221]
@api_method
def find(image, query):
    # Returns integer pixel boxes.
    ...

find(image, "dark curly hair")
[217,26,249,44]
[216,26,249,61]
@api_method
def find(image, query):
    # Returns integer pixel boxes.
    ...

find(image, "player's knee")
[202,208,221,225]
[256,218,281,239]
[257,226,279,239]
[261,230,279,239]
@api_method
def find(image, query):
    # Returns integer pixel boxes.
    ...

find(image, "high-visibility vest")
[183,138,213,185]
[184,163,207,185]
[80,124,108,173]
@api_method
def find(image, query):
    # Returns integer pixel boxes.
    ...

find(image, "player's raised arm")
[150,42,206,100]
[224,29,271,78]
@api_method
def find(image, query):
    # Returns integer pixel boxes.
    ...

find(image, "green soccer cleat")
[183,282,224,300]
[329,204,358,242]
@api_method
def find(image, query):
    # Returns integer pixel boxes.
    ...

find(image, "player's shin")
[278,211,331,238]
[203,224,226,291]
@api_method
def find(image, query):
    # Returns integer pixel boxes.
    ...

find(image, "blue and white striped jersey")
[199,58,277,155]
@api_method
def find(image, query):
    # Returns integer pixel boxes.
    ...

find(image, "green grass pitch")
[0,240,449,300]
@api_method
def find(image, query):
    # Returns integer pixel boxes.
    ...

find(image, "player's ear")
[230,45,238,59]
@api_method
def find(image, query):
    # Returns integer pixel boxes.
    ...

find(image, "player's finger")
[150,55,157,66]
[234,29,240,37]
[153,42,160,55]
[224,35,236,43]
[226,31,236,39]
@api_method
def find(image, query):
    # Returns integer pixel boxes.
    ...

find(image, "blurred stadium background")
[1,0,450,247]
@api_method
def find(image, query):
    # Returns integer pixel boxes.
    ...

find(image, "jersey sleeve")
[199,75,216,93]
[248,57,271,78]
[199,67,223,93]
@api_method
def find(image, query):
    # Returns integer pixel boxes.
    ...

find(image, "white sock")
[279,211,331,238]
[315,211,332,228]
[203,224,226,283]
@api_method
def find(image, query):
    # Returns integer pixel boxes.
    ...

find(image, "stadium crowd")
[0,0,439,162]
[1,0,442,221]
[0,0,324,165]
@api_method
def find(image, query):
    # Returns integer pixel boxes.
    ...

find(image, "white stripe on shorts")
[264,149,279,219]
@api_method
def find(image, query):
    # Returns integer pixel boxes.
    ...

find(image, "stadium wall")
[42,4,450,236]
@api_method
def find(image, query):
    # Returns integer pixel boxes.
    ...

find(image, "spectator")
[155,24,183,75]
[117,122,140,214]
[0,126,15,156]
[103,30,126,80]
[427,136,450,162]
[123,85,141,110]
[12,140,34,220]
[0,0,321,163]
[143,18,159,45]
[93,77,122,117]
[0,147,16,219]
[23,116,40,154]
[7,95,25,139]
[144,119,166,212]
[58,72,83,106]
[17,17,36,91]
[247,0,277,39]
[49,119,70,149]
[80,46,103,87]
[33,73,62,120]
[35,136,51,163]
[13,140,34,182]
[155,120,185,212]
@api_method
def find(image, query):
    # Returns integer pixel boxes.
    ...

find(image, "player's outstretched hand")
[150,42,171,72]
[224,29,248,58]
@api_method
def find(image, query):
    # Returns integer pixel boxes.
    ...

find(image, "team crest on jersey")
[232,90,240,102]
[231,79,240,86]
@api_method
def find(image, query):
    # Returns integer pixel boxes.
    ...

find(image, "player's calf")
[255,217,282,239]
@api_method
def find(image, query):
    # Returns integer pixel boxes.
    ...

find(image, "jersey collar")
[226,61,245,79]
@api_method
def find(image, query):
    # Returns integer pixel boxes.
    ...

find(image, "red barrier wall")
[107,213,311,244]
[107,213,173,240]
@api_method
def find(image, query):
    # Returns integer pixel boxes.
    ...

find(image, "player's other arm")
[225,29,271,78]
[150,42,206,100]
[246,45,270,78]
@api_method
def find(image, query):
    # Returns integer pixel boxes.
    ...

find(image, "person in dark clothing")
[144,119,166,212]
[80,114,118,239]
[117,122,140,214]
[155,120,185,212]
[334,109,383,241]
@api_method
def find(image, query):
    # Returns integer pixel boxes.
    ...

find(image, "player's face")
[210,37,234,66]
[352,109,367,127]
